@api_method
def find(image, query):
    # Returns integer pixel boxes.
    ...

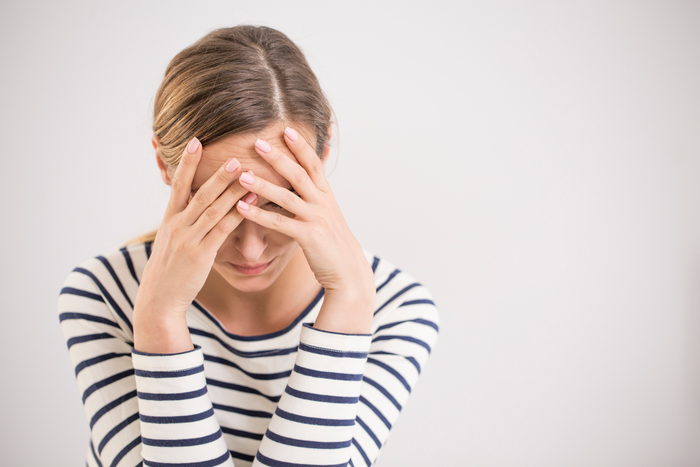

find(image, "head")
[150,25,333,292]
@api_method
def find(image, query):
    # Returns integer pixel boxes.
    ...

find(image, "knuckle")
[282,191,296,206]
[216,219,233,234]
[292,165,307,185]
[204,205,219,221]
[193,190,210,205]
[215,168,230,183]
[311,159,324,175]
[170,176,185,192]
[272,213,285,227]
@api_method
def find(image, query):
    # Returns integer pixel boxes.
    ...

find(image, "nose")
[232,219,268,262]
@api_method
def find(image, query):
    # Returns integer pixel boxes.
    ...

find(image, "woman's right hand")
[133,137,254,352]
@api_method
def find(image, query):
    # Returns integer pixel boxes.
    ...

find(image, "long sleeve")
[58,260,234,467]
[58,246,439,467]
[253,270,440,466]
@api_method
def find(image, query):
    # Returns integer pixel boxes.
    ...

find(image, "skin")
[133,122,375,353]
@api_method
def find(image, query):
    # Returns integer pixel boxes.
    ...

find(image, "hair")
[126,25,334,245]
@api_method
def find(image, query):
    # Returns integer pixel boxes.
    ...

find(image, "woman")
[58,25,439,467]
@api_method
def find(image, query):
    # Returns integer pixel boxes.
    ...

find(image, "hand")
[236,127,375,308]
[134,137,254,323]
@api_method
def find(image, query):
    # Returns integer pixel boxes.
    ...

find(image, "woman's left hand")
[236,126,376,312]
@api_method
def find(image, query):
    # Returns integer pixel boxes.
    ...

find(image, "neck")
[196,247,321,336]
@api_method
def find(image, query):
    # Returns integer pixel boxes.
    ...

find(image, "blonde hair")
[126,25,333,246]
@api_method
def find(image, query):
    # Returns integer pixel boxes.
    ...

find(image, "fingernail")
[187,137,200,153]
[243,192,257,204]
[225,158,240,173]
[240,171,255,184]
[238,200,250,210]
[255,139,271,153]
[284,127,298,141]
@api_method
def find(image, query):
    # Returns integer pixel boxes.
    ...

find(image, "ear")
[321,125,332,168]
[153,134,172,186]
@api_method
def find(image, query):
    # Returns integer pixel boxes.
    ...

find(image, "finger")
[238,170,314,219]
[166,137,202,214]
[200,203,246,251]
[191,172,251,240]
[253,138,319,202]
[283,126,331,192]
[182,157,242,225]
[236,196,302,239]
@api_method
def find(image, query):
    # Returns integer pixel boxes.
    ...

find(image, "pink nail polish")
[225,158,240,173]
[284,127,298,141]
[187,137,200,153]
[243,192,257,204]
[255,139,272,153]
[240,171,255,184]
[238,200,250,210]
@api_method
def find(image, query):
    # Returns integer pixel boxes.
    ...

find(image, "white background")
[1,1,699,466]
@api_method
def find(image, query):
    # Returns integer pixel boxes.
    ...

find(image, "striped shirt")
[58,241,439,467]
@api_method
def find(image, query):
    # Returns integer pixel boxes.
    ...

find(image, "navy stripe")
[371,256,379,273]
[143,450,230,467]
[352,438,371,467]
[142,429,222,447]
[265,429,351,449]
[405,356,421,374]
[189,328,298,358]
[362,376,402,411]
[212,402,272,419]
[90,391,137,428]
[110,435,140,467]
[138,387,207,401]
[75,352,131,377]
[206,378,280,403]
[136,463,143,467]
[134,365,204,379]
[229,450,255,462]
[366,358,411,393]
[59,312,121,328]
[74,267,133,332]
[349,459,355,467]
[192,287,324,342]
[398,298,435,307]
[285,386,359,404]
[83,369,135,403]
[275,407,355,427]
[293,364,363,381]
[369,351,422,374]
[96,255,134,310]
[140,408,214,424]
[355,416,381,449]
[359,395,392,430]
[144,241,152,259]
[90,437,103,467]
[204,354,291,380]
[375,318,439,333]
[255,451,347,467]
[376,268,400,293]
[374,283,421,316]
[119,246,139,285]
[298,342,368,359]
[221,426,264,440]
[372,335,431,353]
[67,333,115,350]
[98,412,139,454]
[60,287,104,302]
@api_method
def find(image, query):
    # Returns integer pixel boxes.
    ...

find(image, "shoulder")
[58,242,153,333]
[363,248,440,334]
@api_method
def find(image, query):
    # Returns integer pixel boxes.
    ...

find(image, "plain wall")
[1,1,699,465]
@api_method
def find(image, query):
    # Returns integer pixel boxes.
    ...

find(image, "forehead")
[189,123,310,191]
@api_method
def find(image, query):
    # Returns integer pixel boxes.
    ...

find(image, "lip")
[229,258,274,275]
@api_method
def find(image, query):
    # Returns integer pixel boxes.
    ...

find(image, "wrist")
[133,305,193,354]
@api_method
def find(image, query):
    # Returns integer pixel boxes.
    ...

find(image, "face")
[162,122,323,293]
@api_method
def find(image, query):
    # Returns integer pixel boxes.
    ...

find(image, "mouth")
[229,258,274,276]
